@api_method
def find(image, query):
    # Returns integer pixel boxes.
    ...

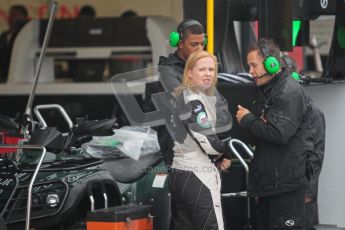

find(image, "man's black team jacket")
[240,70,315,197]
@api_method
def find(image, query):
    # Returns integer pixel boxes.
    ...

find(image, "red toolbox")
[0,131,25,154]
[86,205,153,230]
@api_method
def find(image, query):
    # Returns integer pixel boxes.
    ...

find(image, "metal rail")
[34,104,73,129]
[25,1,57,116]
[222,139,254,229]
[0,145,46,230]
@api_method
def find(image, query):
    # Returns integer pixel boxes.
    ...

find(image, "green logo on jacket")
[196,112,211,128]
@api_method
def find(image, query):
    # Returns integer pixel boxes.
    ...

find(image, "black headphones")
[258,41,280,75]
[169,19,207,47]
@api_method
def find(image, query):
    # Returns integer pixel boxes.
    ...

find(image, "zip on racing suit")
[168,88,232,230]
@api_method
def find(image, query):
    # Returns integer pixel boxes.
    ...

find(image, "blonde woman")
[169,50,232,230]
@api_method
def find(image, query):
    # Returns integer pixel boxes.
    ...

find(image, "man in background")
[78,5,96,18]
[281,55,326,230]
[0,4,28,82]
[143,18,207,166]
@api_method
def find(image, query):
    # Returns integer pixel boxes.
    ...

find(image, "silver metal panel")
[304,83,345,228]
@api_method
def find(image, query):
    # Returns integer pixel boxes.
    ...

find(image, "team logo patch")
[196,112,211,128]
[285,220,295,227]
[194,104,202,113]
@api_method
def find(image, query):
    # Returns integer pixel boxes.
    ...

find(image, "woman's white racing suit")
[169,89,232,230]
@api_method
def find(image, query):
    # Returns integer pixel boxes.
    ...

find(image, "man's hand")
[304,196,313,204]
[236,105,250,123]
[216,158,231,172]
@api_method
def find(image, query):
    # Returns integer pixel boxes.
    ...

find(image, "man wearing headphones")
[236,38,314,230]
[143,19,207,166]
[144,18,206,111]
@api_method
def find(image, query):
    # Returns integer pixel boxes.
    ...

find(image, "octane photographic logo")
[320,0,328,9]
[110,67,172,127]
[110,66,232,141]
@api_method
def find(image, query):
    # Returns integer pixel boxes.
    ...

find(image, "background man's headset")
[169,19,208,47]
[290,70,301,81]
[281,55,301,81]
[258,41,281,75]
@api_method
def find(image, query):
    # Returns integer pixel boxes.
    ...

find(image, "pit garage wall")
[0,0,182,31]
[304,83,345,228]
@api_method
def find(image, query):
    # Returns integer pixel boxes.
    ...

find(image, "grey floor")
[315,225,345,230]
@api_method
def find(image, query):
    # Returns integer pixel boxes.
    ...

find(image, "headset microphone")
[256,72,269,79]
